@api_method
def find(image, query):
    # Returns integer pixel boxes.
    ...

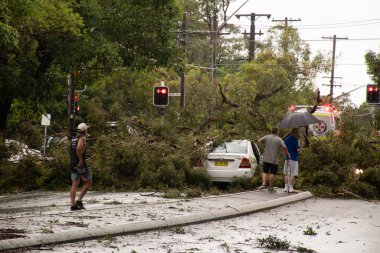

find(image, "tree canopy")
[1,0,379,199]
[0,0,181,137]
[365,50,380,85]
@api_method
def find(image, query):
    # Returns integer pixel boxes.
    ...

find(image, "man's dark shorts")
[262,162,279,175]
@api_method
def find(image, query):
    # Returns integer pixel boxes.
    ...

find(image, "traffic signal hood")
[366,84,380,104]
[153,86,169,106]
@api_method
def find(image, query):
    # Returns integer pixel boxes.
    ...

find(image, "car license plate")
[215,161,228,166]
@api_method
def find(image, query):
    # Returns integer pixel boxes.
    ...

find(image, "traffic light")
[153,86,169,106]
[74,94,81,114]
[366,84,380,104]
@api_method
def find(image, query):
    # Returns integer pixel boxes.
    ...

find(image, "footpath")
[0,189,312,251]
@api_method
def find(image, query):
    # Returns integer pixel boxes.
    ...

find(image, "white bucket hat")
[77,123,88,132]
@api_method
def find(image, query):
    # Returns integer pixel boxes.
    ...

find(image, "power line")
[182,36,380,42]
[295,21,380,30]
[237,18,380,29]
[303,38,380,41]
[293,19,380,27]
[214,62,369,66]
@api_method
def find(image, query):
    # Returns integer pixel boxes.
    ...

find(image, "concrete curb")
[0,191,313,251]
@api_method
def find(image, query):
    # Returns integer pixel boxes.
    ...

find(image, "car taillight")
[239,157,251,168]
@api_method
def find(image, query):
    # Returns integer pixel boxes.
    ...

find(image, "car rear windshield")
[212,141,247,154]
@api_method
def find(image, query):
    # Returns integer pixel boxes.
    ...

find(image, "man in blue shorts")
[258,127,289,192]
[70,123,92,211]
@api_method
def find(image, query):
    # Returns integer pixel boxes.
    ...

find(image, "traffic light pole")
[180,12,187,108]
[68,71,75,137]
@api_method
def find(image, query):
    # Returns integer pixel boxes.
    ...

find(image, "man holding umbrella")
[278,110,319,192]
[283,128,302,192]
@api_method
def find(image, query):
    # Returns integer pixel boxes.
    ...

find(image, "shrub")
[309,184,335,197]
[229,176,254,191]
[163,189,183,198]
[341,181,378,199]
[0,158,42,191]
[91,165,120,190]
[36,144,70,190]
[257,235,290,250]
[309,169,340,188]
[361,167,380,196]
[185,188,203,198]
[184,168,211,190]
[156,160,186,188]
[0,141,10,160]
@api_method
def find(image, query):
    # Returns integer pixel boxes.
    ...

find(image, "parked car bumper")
[206,168,254,182]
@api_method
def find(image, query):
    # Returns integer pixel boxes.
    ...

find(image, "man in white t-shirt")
[258,127,289,192]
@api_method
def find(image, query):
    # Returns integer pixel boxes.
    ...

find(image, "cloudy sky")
[228,0,380,106]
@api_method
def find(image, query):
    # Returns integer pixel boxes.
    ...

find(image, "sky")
[228,0,380,106]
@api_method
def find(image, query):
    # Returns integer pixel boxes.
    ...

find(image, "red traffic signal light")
[366,84,380,104]
[74,94,80,114]
[153,86,169,106]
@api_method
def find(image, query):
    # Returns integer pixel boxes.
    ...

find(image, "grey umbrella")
[278,112,320,129]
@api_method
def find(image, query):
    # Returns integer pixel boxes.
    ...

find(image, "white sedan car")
[205,140,261,182]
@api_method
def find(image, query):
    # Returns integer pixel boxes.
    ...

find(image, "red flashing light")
[289,104,295,112]
[322,104,335,112]
[367,84,380,104]
[153,86,169,106]
[156,88,168,94]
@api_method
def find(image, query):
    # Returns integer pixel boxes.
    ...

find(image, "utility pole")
[322,76,342,97]
[68,72,75,137]
[272,17,301,28]
[211,0,249,86]
[236,13,271,61]
[180,12,187,107]
[272,17,301,53]
[212,15,217,87]
[322,35,348,104]
[173,1,249,88]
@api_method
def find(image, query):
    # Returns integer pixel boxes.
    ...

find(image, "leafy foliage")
[365,50,380,85]
[0,0,182,136]
[0,1,379,201]
[257,235,290,250]
[303,226,317,235]
[298,113,380,199]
